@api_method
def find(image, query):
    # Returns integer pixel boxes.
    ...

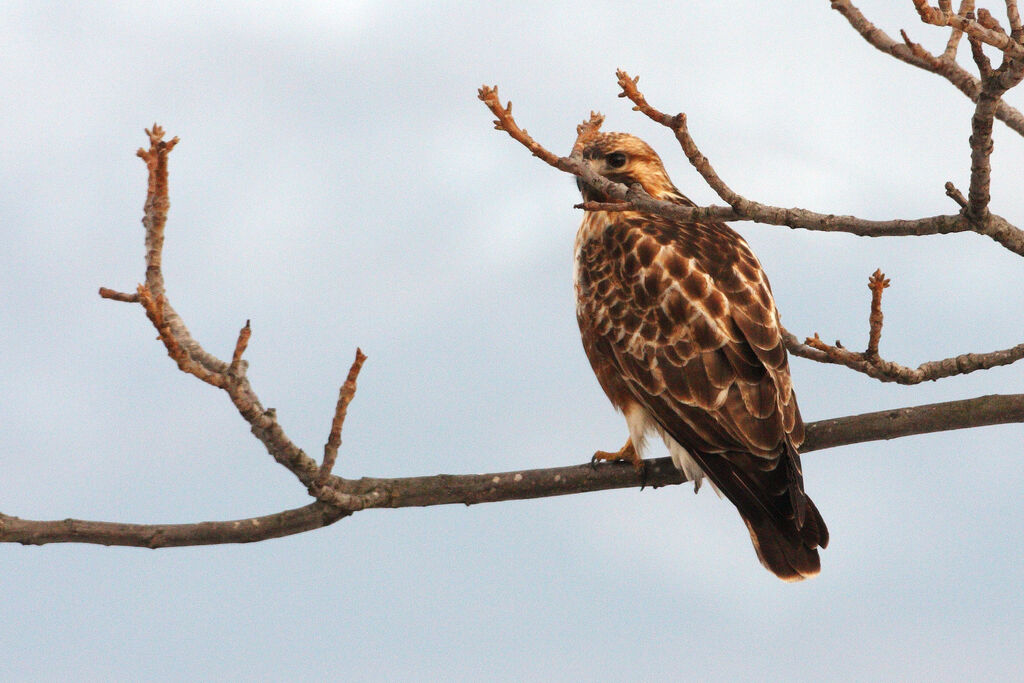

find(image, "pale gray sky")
[3,2,1023,680]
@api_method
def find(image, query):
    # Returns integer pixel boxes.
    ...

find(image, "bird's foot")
[590,439,647,489]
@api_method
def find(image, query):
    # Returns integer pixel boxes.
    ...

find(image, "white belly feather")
[623,403,717,494]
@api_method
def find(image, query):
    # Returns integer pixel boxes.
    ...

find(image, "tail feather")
[691,445,829,582]
[741,495,827,582]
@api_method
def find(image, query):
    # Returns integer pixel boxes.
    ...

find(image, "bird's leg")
[591,438,646,485]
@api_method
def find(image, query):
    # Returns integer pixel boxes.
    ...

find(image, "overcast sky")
[3,2,1023,680]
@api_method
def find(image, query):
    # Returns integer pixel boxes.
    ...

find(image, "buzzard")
[574,131,828,581]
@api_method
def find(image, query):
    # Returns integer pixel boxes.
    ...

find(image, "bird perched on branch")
[573,122,828,581]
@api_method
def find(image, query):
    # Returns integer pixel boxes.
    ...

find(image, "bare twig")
[573,200,630,211]
[978,7,1005,32]
[98,287,140,303]
[797,269,1024,383]
[616,70,743,208]
[480,78,1024,251]
[137,125,177,284]
[316,349,368,487]
[797,334,1024,384]
[942,1,973,59]
[900,28,942,65]
[914,0,1024,57]
[969,23,994,79]
[1009,0,1023,41]
[137,283,228,389]
[477,86,573,171]
[830,0,1024,138]
[478,86,647,209]
[865,269,891,359]
[102,127,380,516]
[944,181,969,207]
[229,320,251,375]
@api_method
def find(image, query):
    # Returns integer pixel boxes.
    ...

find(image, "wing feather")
[576,211,827,580]
[582,214,795,456]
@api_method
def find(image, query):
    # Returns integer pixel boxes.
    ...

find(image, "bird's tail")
[693,445,829,582]
[739,494,828,582]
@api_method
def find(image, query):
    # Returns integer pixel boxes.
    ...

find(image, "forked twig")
[795,271,1024,384]
[913,0,1024,57]
[103,126,378,513]
[480,77,1024,249]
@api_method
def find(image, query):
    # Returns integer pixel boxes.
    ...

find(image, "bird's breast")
[573,211,615,300]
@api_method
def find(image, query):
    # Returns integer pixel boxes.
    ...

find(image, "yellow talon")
[591,438,645,475]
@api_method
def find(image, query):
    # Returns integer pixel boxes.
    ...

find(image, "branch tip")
[231,320,252,369]
[316,348,369,486]
[944,181,969,207]
[98,287,140,303]
[866,269,890,358]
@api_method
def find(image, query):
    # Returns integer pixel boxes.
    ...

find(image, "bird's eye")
[606,152,627,168]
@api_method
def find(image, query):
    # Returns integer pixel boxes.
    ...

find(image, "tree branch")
[315,349,368,488]
[0,503,349,547]
[480,76,1024,256]
[8,24,1024,552]
[100,126,381,518]
[967,54,1024,221]
[800,334,1024,384]
[614,68,1024,255]
[4,393,1021,547]
[789,270,1024,383]
[914,0,1024,57]
[830,0,1024,137]
[485,64,1024,385]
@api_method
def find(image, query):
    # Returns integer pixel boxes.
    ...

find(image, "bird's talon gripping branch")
[591,440,644,473]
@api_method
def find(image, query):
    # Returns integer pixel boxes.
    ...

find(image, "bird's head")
[576,132,685,205]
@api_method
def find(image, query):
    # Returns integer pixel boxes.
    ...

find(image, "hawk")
[574,130,828,581]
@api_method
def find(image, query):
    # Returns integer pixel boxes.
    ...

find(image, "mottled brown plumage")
[574,132,828,581]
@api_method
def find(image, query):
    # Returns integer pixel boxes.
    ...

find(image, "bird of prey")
[573,129,828,581]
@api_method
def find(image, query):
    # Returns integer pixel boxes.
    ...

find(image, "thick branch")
[347,393,1024,507]
[0,503,349,548]
[4,394,1021,546]
[968,87,999,218]
[966,57,1024,218]
[801,393,1024,449]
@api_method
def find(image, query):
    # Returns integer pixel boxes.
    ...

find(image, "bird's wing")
[577,213,799,456]
[576,213,827,578]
